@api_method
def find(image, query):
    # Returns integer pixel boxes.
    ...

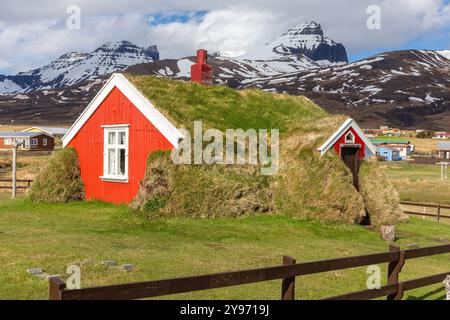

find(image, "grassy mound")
[359,157,409,225]
[128,75,399,224]
[28,148,85,203]
[130,151,272,218]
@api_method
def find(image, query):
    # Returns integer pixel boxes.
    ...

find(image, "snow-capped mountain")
[234,21,347,76]
[0,41,159,94]
[0,21,448,130]
[128,22,348,83]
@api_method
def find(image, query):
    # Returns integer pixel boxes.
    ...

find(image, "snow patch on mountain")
[437,50,450,60]
[0,79,23,94]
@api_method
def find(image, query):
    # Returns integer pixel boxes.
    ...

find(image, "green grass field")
[384,162,450,205]
[0,198,449,300]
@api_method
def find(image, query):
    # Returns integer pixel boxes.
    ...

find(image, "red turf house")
[318,119,376,187]
[62,73,183,204]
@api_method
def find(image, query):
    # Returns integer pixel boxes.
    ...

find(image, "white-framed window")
[43,138,48,146]
[30,138,38,146]
[4,138,12,146]
[345,131,355,143]
[101,125,129,182]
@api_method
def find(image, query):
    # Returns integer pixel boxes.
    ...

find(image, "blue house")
[377,147,401,161]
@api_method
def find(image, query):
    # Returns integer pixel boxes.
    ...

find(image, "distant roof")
[377,146,400,152]
[377,146,394,151]
[0,131,50,138]
[438,142,450,150]
[23,126,68,135]
[371,139,410,145]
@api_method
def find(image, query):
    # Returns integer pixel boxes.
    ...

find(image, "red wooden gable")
[332,127,366,160]
[69,87,173,204]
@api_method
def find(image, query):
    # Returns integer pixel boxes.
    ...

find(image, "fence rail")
[400,201,450,221]
[0,179,33,190]
[49,244,450,300]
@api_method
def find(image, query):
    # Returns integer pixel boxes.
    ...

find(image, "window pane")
[108,132,116,145]
[119,149,126,175]
[108,148,116,175]
[118,131,126,145]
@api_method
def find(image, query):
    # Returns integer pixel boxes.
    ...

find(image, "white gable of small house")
[62,73,184,148]
[317,118,376,157]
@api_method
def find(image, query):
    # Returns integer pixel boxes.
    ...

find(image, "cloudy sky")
[0,0,449,74]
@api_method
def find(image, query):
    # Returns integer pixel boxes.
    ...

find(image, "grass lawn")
[0,198,449,300]
[409,137,438,154]
[383,162,450,205]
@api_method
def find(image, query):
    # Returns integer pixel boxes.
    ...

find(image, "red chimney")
[191,49,213,85]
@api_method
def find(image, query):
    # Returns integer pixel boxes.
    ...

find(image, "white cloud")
[0,0,448,74]
[147,7,280,58]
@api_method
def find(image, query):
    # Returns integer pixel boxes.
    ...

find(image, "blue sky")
[0,0,448,73]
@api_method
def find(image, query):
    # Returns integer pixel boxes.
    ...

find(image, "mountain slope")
[0,41,159,94]
[1,49,448,130]
[243,50,450,129]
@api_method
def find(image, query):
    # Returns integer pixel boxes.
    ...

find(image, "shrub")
[359,157,408,226]
[28,148,85,203]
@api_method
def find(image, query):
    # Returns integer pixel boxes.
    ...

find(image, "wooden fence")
[0,179,33,190]
[49,244,450,300]
[400,201,450,221]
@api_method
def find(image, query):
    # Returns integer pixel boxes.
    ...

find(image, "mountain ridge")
[0,22,448,130]
[0,41,159,94]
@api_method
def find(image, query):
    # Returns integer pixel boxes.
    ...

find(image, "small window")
[102,126,129,181]
[345,132,355,143]
[4,138,12,146]
[43,138,48,146]
[30,138,38,146]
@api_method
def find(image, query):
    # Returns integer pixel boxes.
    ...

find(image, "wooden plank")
[58,244,450,300]
[61,251,397,300]
[400,201,438,208]
[400,201,450,210]
[404,244,450,259]
[325,271,450,300]
[324,284,397,300]
[402,272,450,291]
[281,256,296,300]
[403,211,450,219]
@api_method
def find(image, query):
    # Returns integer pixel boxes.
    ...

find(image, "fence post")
[387,245,406,300]
[281,256,296,300]
[49,276,66,300]
[437,205,441,222]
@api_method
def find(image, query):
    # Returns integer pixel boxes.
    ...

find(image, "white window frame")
[100,124,129,182]
[43,138,48,146]
[30,138,38,146]
[4,138,12,146]
[345,131,355,144]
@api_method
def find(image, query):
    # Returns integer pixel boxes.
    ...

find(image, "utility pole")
[11,139,24,198]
